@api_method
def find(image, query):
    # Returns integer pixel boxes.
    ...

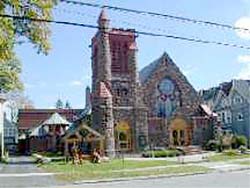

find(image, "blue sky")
[15,0,250,108]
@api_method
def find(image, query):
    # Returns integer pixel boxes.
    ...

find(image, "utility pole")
[0,93,6,160]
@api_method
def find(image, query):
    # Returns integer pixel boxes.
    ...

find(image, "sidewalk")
[72,158,250,185]
[112,157,250,173]
[0,163,3,172]
[198,158,250,172]
[125,152,216,163]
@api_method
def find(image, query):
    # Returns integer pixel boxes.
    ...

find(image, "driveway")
[0,156,61,188]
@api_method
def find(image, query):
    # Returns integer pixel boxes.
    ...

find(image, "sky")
[15,0,250,109]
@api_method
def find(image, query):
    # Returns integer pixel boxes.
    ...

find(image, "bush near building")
[142,149,183,158]
[232,135,247,149]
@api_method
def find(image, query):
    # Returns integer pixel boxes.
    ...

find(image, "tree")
[55,99,63,109]
[5,90,34,122]
[0,0,57,63]
[0,57,23,92]
[65,100,71,109]
[0,1,57,92]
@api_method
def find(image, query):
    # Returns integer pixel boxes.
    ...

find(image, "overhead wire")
[1,14,250,51]
[60,0,250,34]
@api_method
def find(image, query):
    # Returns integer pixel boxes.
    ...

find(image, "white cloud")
[242,0,250,4]
[234,17,250,40]
[70,80,83,86]
[237,55,250,63]
[236,55,250,79]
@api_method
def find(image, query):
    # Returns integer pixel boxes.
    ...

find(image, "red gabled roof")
[17,109,83,131]
[99,82,112,98]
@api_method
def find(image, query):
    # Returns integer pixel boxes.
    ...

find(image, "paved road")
[68,170,250,188]
[0,156,61,188]
[0,156,249,188]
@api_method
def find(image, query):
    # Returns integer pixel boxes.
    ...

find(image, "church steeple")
[91,9,115,158]
[97,8,112,84]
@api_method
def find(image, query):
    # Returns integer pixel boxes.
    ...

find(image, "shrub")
[224,150,238,156]
[142,149,182,158]
[232,135,247,148]
[236,135,247,147]
[205,140,218,151]
[239,145,247,154]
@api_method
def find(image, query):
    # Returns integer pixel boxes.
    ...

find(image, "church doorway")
[169,118,190,146]
[115,121,132,152]
[172,129,185,146]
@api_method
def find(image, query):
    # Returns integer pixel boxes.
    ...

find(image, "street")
[70,170,250,188]
[0,156,249,188]
[0,156,61,188]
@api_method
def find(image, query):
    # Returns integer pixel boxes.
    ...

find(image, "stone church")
[91,10,215,157]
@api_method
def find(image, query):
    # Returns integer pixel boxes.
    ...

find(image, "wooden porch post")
[100,139,104,156]
[64,141,69,156]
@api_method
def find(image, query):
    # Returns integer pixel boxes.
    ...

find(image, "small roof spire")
[98,8,109,22]
[98,8,110,29]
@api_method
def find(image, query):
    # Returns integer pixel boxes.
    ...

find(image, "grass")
[235,160,250,166]
[40,160,210,182]
[208,150,250,162]
[36,151,63,158]
[41,159,177,172]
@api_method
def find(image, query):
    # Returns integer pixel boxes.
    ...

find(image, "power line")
[60,0,250,33]
[1,13,250,51]
[54,7,172,35]
[0,14,99,29]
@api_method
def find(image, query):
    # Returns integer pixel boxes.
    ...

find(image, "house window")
[222,112,225,123]
[237,113,244,121]
[234,97,242,104]
[217,113,222,122]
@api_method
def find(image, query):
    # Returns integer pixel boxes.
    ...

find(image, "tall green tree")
[55,98,63,109]
[0,0,57,92]
[65,100,71,109]
[0,57,23,92]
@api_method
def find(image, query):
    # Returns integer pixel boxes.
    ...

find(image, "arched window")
[122,88,128,96]
[237,113,244,121]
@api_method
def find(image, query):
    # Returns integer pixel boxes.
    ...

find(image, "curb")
[73,171,210,185]
[72,166,250,185]
[216,166,250,173]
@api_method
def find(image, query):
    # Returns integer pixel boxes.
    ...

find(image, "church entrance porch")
[169,117,191,147]
[115,121,132,152]
[62,122,104,157]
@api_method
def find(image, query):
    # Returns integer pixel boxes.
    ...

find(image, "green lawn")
[208,151,250,162]
[40,159,210,182]
[41,159,176,172]
[235,160,250,166]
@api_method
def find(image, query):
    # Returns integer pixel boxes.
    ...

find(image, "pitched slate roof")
[200,87,219,101]
[200,79,250,103]
[18,109,83,131]
[139,52,179,84]
[42,112,70,125]
[232,79,250,103]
